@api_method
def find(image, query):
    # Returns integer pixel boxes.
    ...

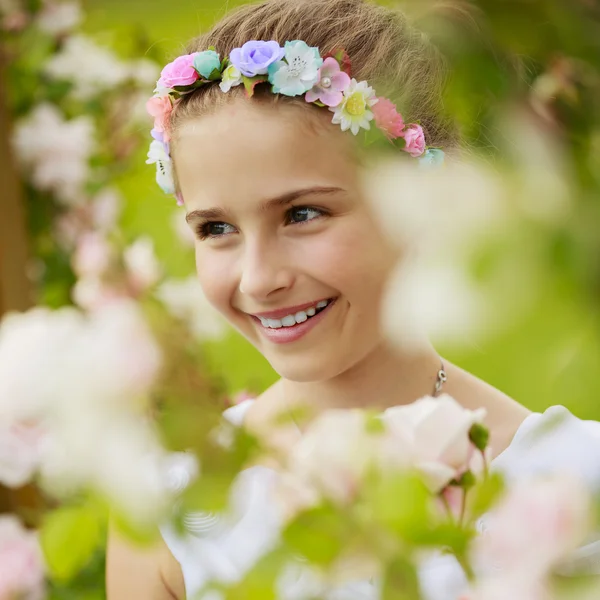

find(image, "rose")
[157,53,199,88]
[229,40,285,77]
[403,123,426,157]
[146,96,172,139]
[0,516,45,600]
[382,395,486,492]
[193,50,221,79]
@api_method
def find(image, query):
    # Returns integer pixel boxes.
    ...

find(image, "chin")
[266,353,346,383]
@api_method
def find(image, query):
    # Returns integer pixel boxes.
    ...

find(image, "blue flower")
[193,50,221,79]
[268,40,323,97]
[418,148,445,169]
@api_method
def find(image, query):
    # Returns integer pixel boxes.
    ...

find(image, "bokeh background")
[1,0,600,598]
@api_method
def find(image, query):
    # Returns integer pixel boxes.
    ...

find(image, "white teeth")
[295,311,308,323]
[258,299,333,329]
[281,315,296,327]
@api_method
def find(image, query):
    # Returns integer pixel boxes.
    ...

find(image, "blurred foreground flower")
[0,301,177,526]
[0,515,45,600]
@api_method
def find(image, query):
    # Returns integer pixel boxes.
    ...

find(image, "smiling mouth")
[254,298,335,329]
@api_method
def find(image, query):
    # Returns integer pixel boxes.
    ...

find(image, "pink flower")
[72,232,112,278]
[382,395,486,493]
[403,123,426,157]
[473,474,591,579]
[372,97,405,139]
[146,96,173,141]
[0,516,45,600]
[305,57,351,107]
[157,53,199,89]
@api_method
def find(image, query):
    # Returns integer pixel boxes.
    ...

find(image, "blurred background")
[1,0,600,598]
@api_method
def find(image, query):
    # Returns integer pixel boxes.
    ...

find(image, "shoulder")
[492,405,600,492]
[106,522,184,600]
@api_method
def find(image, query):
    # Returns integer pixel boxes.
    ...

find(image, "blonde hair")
[170,0,457,149]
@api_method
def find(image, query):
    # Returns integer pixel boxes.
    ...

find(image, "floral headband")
[146,40,445,204]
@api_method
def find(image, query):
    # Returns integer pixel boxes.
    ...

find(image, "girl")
[107,0,600,597]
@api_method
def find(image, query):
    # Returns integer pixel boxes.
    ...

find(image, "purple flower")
[305,57,351,107]
[229,40,285,78]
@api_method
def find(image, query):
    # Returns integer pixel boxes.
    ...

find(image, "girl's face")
[174,98,398,382]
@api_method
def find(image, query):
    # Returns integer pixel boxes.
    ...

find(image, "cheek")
[195,246,236,315]
[300,217,397,302]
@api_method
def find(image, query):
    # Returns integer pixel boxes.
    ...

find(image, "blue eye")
[286,206,324,225]
[197,222,236,239]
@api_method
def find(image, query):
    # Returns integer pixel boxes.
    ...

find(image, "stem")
[440,493,455,525]
[459,489,468,527]
[481,449,489,479]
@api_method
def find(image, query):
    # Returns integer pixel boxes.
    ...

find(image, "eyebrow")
[185,186,344,223]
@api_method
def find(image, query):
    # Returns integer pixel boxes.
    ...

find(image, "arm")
[106,522,185,600]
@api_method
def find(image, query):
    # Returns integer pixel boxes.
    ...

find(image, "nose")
[238,238,294,300]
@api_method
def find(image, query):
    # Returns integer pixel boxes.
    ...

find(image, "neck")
[280,340,443,413]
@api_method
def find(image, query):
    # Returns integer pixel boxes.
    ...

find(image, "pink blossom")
[403,123,426,157]
[146,96,173,141]
[157,53,199,89]
[382,395,486,493]
[372,97,405,139]
[305,57,351,107]
[0,516,45,600]
[72,232,112,278]
[473,475,591,580]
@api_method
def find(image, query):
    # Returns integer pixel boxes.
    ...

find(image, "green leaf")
[241,75,269,98]
[282,505,345,566]
[469,423,490,451]
[367,472,430,543]
[469,472,505,519]
[381,557,422,600]
[208,67,222,81]
[40,504,103,583]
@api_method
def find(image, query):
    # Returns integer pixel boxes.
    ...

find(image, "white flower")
[330,78,378,135]
[123,236,162,292]
[0,516,45,600]
[268,40,323,97]
[72,276,122,311]
[0,421,44,488]
[36,1,81,36]
[146,139,175,195]
[155,276,227,341]
[12,103,94,205]
[44,34,130,100]
[129,58,160,87]
[91,187,121,232]
[219,64,243,93]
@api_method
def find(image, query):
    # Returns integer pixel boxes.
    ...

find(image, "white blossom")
[0,422,45,488]
[12,103,94,205]
[156,276,227,341]
[36,1,81,36]
[44,34,130,100]
[123,236,162,292]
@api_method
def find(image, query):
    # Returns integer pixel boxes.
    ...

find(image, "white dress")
[160,404,600,600]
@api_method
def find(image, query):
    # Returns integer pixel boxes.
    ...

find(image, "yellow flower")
[330,79,379,135]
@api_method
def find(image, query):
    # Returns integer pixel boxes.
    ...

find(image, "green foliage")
[40,502,105,583]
